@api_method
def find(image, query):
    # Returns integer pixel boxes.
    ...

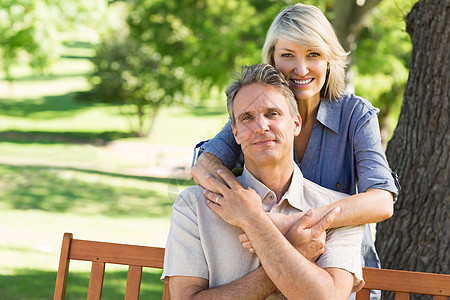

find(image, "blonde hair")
[262,3,348,100]
[226,64,298,126]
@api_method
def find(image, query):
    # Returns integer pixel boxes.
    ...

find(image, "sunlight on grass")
[0,209,170,273]
[0,32,230,299]
[0,164,193,217]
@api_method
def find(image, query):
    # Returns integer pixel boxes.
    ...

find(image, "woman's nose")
[294,58,308,76]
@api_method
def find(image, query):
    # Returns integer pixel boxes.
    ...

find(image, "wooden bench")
[54,232,450,299]
[54,232,169,300]
[356,267,450,300]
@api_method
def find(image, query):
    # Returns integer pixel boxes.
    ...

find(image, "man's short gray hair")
[226,64,298,126]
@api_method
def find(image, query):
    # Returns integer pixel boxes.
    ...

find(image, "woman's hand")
[203,169,264,229]
[191,152,228,194]
[286,207,340,261]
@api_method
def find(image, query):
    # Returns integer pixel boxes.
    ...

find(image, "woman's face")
[273,38,328,103]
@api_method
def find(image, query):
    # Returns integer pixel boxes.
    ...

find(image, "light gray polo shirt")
[162,164,365,297]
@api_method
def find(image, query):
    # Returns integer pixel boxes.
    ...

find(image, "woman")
[192,3,399,298]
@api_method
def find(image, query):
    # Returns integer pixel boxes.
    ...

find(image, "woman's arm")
[191,152,239,194]
[310,188,393,228]
[268,188,393,231]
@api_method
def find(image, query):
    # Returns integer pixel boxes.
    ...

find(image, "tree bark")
[376,1,449,299]
[333,0,382,52]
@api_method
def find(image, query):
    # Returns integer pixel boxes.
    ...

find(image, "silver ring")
[215,195,220,204]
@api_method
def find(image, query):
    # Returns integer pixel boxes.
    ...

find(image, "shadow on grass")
[0,164,194,217]
[2,72,93,82]
[0,130,135,145]
[0,93,102,119]
[0,268,163,300]
[187,105,226,117]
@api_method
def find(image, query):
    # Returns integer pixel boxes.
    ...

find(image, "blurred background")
[0,0,415,298]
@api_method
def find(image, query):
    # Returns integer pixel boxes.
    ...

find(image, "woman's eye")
[309,52,320,57]
[281,53,293,58]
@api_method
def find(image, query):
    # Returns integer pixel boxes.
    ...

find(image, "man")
[161,64,364,299]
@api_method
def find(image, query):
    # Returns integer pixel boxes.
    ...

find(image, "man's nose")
[254,116,269,134]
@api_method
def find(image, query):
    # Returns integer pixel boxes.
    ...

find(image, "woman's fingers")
[202,189,222,205]
[310,207,340,238]
[217,169,242,189]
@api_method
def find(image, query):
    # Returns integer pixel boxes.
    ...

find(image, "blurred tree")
[127,0,287,96]
[0,0,107,79]
[351,0,415,146]
[91,36,187,137]
[376,2,449,298]
[91,0,414,139]
[90,0,290,137]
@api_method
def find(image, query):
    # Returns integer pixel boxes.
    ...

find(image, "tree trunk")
[332,0,382,52]
[376,1,449,299]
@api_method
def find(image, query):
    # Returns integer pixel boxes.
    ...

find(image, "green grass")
[0,41,228,299]
[0,268,164,299]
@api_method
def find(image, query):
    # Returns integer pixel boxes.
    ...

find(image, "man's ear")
[232,125,241,145]
[293,114,302,136]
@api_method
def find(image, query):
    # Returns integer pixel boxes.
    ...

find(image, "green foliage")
[0,0,107,78]
[352,0,415,139]
[91,35,188,136]
[91,0,290,136]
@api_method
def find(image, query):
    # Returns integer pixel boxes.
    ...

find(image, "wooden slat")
[394,292,409,300]
[53,232,73,300]
[69,239,165,268]
[362,268,450,296]
[433,297,448,300]
[87,262,105,300]
[125,265,143,300]
[355,288,371,300]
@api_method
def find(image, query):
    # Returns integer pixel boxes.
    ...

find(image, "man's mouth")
[253,139,276,145]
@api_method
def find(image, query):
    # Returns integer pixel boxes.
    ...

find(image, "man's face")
[232,83,301,168]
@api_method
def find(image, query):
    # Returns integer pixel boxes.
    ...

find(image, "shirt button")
[336,182,341,188]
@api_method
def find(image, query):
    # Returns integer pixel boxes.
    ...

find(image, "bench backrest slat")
[356,267,450,300]
[55,232,450,300]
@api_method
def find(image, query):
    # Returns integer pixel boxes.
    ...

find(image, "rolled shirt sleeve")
[351,102,399,198]
[317,225,365,293]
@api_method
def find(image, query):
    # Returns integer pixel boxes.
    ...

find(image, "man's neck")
[245,159,294,201]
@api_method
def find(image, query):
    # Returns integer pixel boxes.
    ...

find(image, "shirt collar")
[316,98,342,134]
[278,164,305,211]
[239,164,306,211]
[239,166,271,200]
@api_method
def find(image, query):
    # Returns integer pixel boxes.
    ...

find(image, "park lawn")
[0,41,228,299]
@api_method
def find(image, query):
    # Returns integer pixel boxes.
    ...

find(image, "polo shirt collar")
[316,98,341,134]
[240,166,271,201]
[239,164,307,211]
[279,164,305,211]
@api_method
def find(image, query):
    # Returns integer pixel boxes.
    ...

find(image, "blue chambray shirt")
[195,93,399,300]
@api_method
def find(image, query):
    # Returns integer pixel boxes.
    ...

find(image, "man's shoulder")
[175,185,206,207]
[302,177,350,202]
